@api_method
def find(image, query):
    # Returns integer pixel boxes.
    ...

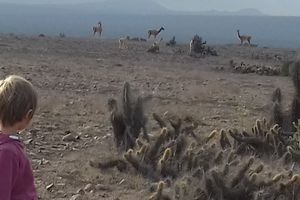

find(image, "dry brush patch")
[229,59,280,76]
[190,35,218,57]
[91,63,300,199]
[88,82,300,200]
[91,112,300,200]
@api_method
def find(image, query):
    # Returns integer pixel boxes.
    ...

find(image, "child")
[0,75,38,200]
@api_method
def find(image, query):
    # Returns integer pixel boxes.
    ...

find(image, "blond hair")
[0,75,37,127]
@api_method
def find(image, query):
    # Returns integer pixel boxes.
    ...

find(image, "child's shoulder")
[0,139,23,158]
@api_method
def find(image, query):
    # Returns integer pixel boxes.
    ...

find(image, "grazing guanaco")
[189,39,194,55]
[237,30,251,45]
[93,22,102,37]
[119,37,128,49]
[148,27,165,39]
[147,38,163,53]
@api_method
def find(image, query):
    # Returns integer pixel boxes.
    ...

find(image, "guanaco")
[237,30,251,45]
[148,27,165,39]
[93,22,102,37]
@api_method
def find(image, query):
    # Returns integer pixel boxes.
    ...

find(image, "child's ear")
[26,109,33,119]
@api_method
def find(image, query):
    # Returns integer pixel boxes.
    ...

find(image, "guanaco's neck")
[237,30,241,38]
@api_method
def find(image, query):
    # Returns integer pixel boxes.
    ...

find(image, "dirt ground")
[0,34,299,200]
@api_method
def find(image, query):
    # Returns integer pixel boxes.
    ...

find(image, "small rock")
[100,193,109,198]
[24,139,33,145]
[76,188,85,195]
[84,184,93,192]
[64,143,70,150]
[70,194,82,200]
[57,190,66,197]
[62,134,77,142]
[118,179,125,185]
[94,136,99,140]
[56,183,65,187]
[39,158,50,165]
[95,184,111,191]
[75,135,80,140]
[70,169,80,175]
[46,183,54,191]
[211,115,221,120]
[102,133,111,139]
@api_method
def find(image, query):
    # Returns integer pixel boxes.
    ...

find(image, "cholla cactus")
[291,119,300,150]
[90,82,300,200]
[166,36,176,46]
[189,34,217,56]
[108,82,149,151]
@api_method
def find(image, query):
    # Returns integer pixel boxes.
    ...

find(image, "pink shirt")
[0,134,37,200]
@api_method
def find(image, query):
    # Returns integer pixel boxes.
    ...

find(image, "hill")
[0,2,264,16]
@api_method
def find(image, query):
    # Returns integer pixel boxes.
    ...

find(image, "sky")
[0,0,299,16]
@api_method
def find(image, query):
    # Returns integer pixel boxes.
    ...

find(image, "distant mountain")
[235,8,265,16]
[0,0,170,15]
[0,2,264,16]
[93,0,170,15]
[175,8,265,16]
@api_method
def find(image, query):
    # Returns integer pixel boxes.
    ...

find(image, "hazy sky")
[0,0,299,16]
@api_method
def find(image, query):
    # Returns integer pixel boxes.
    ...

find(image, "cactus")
[108,82,149,151]
[153,113,167,128]
[148,181,164,200]
[230,157,254,187]
[220,129,232,149]
[205,130,218,144]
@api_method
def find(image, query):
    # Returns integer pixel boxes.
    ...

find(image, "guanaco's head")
[160,27,165,31]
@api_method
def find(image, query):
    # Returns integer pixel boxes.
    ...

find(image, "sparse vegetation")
[90,75,300,199]
[59,33,66,38]
[108,82,149,151]
[270,60,300,133]
[291,119,300,150]
[92,110,300,199]
[189,35,217,57]
[3,35,300,200]
[166,36,176,47]
[230,60,281,76]
[147,42,160,53]
[281,60,300,77]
